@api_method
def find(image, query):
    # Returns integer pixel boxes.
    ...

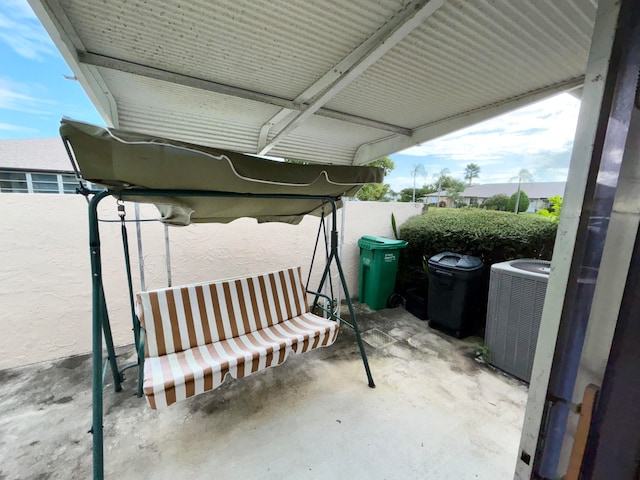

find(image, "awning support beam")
[77,52,411,137]
[256,0,444,153]
[257,0,445,155]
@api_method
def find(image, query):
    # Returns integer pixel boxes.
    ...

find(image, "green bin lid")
[358,235,408,250]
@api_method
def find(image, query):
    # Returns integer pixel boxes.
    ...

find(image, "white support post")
[514,0,623,478]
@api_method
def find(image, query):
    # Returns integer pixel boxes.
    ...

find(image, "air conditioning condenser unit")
[485,259,550,382]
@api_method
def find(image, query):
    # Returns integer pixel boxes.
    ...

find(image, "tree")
[410,164,427,202]
[446,182,466,207]
[483,194,509,211]
[398,185,433,202]
[507,190,530,213]
[464,163,481,185]
[356,157,395,201]
[433,168,450,207]
[538,195,563,221]
[510,169,534,214]
[368,156,395,175]
[356,183,392,201]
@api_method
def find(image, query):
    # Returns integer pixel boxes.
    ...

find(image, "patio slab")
[0,304,527,480]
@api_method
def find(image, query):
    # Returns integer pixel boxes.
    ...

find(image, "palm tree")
[464,163,481,185]
[509,168,534,214]
[410,164,427,202]
[434,168,450,207]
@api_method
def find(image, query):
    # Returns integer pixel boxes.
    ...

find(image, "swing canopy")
[61,119,384,225]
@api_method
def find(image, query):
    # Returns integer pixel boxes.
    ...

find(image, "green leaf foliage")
[538,195,563,222]
[356,183,392,201]
[355,157,395,201]
[398,185,434,202]
[507,190,530,213]
[397,209,557,291]
[482,194,509,211]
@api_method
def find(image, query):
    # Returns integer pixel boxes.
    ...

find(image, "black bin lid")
[428,252,484,271]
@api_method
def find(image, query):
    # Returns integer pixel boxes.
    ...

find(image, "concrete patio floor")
[0,304,527,480]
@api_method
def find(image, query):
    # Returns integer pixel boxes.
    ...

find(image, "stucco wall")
[0,194,421,369]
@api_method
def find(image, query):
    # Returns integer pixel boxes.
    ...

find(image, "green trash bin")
[358,235,408,310]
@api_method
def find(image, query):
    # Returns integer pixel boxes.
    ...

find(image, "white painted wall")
[0,194,421,369]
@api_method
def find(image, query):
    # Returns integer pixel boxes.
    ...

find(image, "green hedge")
[397,209,557,291]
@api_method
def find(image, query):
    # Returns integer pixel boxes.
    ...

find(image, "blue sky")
[0,0,103,137]
[387,93,581,191]
[1,0,581,190]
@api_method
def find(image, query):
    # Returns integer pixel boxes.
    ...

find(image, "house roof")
[424,190,448,198]
[31,0,594,166]
[0,138,73,172]
[462,182,566,199]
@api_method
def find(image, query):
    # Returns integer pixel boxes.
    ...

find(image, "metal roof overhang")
[30,0,595,166]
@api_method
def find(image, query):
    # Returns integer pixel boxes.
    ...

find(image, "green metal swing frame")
[85,187,375,480]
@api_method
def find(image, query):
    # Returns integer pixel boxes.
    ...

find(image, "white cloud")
[0,122,37,132]
[386,93,581,189]
[0,0,56,60]
[0,76,55,114]
[2,0,37,18]
[399,94,581,162]
[388,175,420,192]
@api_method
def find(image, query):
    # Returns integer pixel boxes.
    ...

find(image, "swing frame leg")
[88,190,120,480]
[312,200,375,389]
[100,285,122,393]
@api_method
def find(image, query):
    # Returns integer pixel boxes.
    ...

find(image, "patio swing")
[61,119,383,480]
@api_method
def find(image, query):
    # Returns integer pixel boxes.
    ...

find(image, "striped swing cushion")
[136,267,339,409]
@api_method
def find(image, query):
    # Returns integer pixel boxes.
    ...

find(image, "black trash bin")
[427,252,484,338]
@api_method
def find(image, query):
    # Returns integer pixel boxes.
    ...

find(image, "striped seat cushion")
[136,267,310,357]
[143,313,339,409]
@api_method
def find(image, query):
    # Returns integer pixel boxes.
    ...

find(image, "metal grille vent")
[485,259,550,382]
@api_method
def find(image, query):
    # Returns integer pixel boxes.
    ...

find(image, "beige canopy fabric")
[60,119,383,225]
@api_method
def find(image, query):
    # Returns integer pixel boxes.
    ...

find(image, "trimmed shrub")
[507,190,530,213]
[397,209,557,292]
[482,193,509,211]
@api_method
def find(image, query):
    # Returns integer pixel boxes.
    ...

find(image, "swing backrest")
[136,266,310,357]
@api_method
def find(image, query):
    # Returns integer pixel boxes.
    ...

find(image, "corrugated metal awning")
[31,0,595,165]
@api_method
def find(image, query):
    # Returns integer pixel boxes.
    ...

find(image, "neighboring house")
[421,182,566,211]
[0,138,86,194]
[461,182,566,211]
[421,191,453,208]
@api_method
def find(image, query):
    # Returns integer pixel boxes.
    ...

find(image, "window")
[62,174,82,194]
[0,171,28,193]
[0,170,86,194]
[31,173,60,193]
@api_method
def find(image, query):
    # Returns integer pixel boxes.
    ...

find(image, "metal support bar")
[88,189,110,480]
[100,285,122,392]
[137,328,145,398]
[164,224,172,287]
[120,218,140,348]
